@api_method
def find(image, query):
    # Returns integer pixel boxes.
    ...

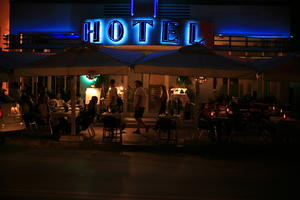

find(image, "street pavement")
[0,146,298,200]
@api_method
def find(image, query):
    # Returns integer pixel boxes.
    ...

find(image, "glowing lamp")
[85,88,101,105]
[283,113,287,120]
[280,109,283,113]
[210,111,215,118]
[195,76,208,84]
[10,106,19,114]
[109,86,124,95]
[226,108,230,113]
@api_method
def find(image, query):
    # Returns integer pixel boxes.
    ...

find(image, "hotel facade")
[1,0,298,115]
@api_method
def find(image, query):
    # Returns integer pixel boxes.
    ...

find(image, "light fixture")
[171,88,188,95]
[195,76,208,84]
[86,74,95,80]
[210,111,215,118]
[85,87,101,105]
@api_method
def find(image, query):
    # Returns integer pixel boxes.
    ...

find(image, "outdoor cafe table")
[156,115,179,143]
[51,107,80,120]
[269,116,299,143]
[211,115,232,142]
[101,112,124,142]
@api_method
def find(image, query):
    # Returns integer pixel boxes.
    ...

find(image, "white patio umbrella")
[252,53,300,82]
[134,44,255,78]
[0,51,48,80]
[13,45,144,136]
[14,45,144,76]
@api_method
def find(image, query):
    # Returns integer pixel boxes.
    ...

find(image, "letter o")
[108,20,124,42]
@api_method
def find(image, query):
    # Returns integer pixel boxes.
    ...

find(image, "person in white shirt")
[67,94,85,109]
[54,92,65,108]
[133,80,149,134]
[108,79,118,113]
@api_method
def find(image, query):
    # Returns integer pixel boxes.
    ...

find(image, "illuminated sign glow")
[161,21,179,44]
[132,19,154,43]
[83,18,211,46]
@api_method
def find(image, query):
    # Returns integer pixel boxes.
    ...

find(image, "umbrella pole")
[47,76,52,93]
[227,78,230,96]
[262,74,265,98]
[195,81,200,117]
[70,76,77,136]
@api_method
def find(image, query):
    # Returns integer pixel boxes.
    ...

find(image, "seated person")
[20,92,37,126]
[52,92,65,108]
[76,96,98,134]
[36,92,49,125]
[67,94,85,109]
[197,103,211,130]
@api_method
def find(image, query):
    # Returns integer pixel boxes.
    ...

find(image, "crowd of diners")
[1,80,299,142]
[194,95,300,143]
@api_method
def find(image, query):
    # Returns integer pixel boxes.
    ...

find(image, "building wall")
[10,2,105,34]
[10,2,291,38]
[0,0,10,50]
[191,5,290,36]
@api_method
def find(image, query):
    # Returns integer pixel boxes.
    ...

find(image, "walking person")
[158,85,168,115]
[108,79,118,113]
[133,80,149,134]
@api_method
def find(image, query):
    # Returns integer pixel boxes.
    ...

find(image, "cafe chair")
[155,117,178,144]
[195,119,218,142]
[48,99,57,111]
[102,115,123,143]
[79,122,96,148]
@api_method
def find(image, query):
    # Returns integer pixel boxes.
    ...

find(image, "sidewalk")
[2,117,299,158]
[1,118,200,150]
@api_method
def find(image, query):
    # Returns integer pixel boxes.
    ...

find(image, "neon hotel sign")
[82,18,212,46]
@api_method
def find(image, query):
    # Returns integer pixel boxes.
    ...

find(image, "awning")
[0,51,48,80]
[134,45,255,78]
[252,53,300,82]
[14,45,144,76]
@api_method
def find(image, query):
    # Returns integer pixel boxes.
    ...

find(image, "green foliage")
[176,76,192,87]
[94,74,109,97]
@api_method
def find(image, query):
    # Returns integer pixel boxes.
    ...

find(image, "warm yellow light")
[10,105,20,115]
[85,88,101,104]
[117,86,124,95]
[171,88,188,95]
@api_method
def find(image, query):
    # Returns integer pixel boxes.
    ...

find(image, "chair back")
[102,116,120,128]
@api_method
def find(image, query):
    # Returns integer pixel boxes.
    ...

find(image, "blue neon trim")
[247,35,292,39]
[51,32,80,39]
[216,28,290,38]
[216,33,291,39]
[130,0,134,16]
[153,0,158,18]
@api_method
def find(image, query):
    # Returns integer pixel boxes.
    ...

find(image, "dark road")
[0,147,298,200]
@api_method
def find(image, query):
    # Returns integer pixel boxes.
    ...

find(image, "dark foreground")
[0,145,299,200]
